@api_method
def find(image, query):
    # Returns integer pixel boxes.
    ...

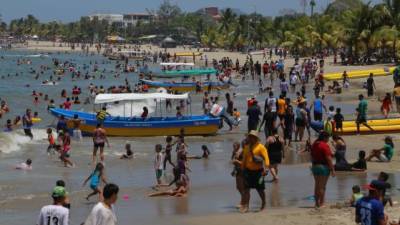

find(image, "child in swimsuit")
[47,128,57,155]
[83,162,107,201]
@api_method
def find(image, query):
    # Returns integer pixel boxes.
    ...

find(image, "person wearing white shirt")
[84,183,119,225]
[37,186,69,225]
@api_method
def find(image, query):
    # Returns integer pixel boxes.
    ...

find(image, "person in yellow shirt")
[240,130,269,213]
[393,84,400,113]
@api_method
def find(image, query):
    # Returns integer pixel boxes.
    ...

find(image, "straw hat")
[248,130,260,139]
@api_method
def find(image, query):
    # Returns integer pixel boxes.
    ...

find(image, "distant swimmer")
[120,143,133,159]
[4,119,12,132]
[15,159,32,170]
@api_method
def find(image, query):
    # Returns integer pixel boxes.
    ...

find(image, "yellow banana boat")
[324,67,396,81]
[342,118,400,127]
[175,52,203,57]
[335,117,400,134]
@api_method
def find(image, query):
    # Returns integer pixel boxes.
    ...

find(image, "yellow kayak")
[324,67,396,81]
[175,52,203,57]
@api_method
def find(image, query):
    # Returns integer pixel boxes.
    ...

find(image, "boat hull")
[50,109,220,137]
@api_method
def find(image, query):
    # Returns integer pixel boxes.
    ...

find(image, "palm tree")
[219,8,236,34]
[382,0,400,61]
[310,0,316,17]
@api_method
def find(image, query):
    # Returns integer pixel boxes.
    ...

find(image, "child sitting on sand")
[120,143,133,159]
[351,150,367,171]
[349,185,363,207]
[366,136,394,162]
[149,167,188,197]
[15,159,32,170]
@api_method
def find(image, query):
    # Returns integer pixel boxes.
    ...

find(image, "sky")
[0,0,382,23]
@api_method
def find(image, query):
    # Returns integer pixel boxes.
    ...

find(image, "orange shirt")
[242,142,270,171]
[277,98,287,115]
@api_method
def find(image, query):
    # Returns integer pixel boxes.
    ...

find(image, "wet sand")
[1,43,400,224]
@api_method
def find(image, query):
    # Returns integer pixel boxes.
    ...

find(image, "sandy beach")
[1,41,400,225]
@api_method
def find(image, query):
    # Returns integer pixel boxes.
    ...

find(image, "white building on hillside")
[89,14,124,25]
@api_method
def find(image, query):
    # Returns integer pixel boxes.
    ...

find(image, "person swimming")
[4,119,12,132]
[120,143,133,159]
[15,159,32,170]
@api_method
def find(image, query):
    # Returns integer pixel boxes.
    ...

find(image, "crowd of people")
[1,45,400,225]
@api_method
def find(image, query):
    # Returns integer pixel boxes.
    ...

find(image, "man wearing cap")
[356,182,388,225]
[37,186,69,225]
[240,130,270,213]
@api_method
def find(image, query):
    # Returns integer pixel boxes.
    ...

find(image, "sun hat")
[248,130,260,139]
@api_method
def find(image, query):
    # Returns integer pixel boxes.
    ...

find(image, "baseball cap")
[363,180,382,191]
[52,186,67,198]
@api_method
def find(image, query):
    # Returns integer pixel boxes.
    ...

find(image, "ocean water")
[0,49,399,225]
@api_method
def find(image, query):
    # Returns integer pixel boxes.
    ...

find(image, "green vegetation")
[2,0,400,62]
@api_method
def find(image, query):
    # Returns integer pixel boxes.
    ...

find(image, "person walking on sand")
[366,73,376,97]
[393,84,400,113]
[311,131,335,208]
[356,94,374,134]
[295,100,308,142]
[246,100,262,132]
[265,129,284,182]
[240,130,270,213]
[92,123,110,164]
[380,93,392,119]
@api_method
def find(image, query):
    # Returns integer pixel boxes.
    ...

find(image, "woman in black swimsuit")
[265,129,284,182]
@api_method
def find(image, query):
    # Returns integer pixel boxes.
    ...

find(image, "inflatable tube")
[32,117,41,123]
[340,124,400,134]
[310,118,400,135]
[341,118,400,128]
[324,67,396,81]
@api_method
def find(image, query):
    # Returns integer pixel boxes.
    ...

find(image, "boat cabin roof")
[95,92,189,104]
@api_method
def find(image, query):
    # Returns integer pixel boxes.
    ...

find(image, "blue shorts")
[311,164,330,176]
